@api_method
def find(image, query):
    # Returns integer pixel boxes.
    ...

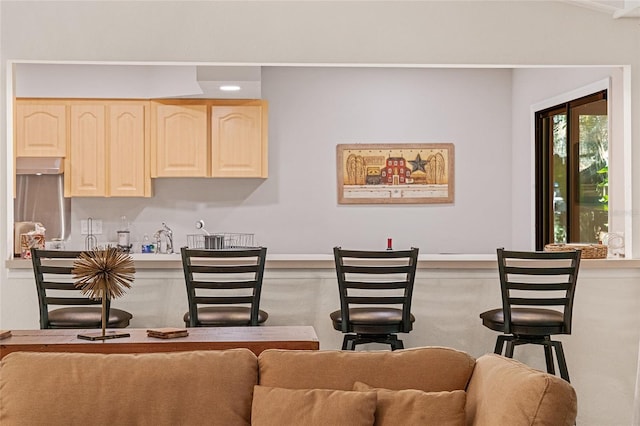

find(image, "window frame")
[534,89,608,250]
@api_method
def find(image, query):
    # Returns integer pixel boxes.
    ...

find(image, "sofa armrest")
[465,354,577,426]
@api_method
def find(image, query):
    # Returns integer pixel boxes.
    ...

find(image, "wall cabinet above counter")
[15,100,68,157]
[68,101,151,197]
[151,99,268,178]
[13,98,269,198]
[14,99,151,197]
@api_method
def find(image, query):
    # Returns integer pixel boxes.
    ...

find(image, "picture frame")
[336,143,455,204]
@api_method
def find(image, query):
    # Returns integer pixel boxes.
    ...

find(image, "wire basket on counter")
[544,243,608,259]
[187,233,256,250]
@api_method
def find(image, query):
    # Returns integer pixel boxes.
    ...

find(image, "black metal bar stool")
[479,247,581,381]
[181,247,268,327]
[31,248,133,329]
[330,246,419,351]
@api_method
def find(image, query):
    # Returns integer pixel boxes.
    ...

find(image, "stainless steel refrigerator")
[14,157,70,255]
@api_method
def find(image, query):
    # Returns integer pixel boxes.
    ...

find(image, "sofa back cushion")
[258,346,475,392]
[251,385,377,426]
[0,349,257,426]
[353,381,466,426]
[465,354,578,426]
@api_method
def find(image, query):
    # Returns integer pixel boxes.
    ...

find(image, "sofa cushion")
[0,349,257,426]
[251,385,377,426]
[353,381,466,426]
[465,353,578,426]
[258,346,475,392]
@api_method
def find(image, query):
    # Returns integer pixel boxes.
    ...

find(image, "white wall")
[2,0,638,260]
[511,67,625,250]
[15,64,204,98]
[12,65,623,255]
[59,66,513,254]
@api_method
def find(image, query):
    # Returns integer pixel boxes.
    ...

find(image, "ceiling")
[564,0,640,18]
[13,1,637,100]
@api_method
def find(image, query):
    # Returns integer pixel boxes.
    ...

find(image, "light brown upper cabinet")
[15,99,67,157]
[151,101,208,177]
[151,100,268,178]
[211,104,267,178]
[67,100,151,197]
[108,102,151,197]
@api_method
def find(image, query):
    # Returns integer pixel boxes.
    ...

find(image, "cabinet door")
[15,100,67,157]
[69,104,106,196]
[108,102,150,197]
[152,103,208,177]
[211,105,267,178]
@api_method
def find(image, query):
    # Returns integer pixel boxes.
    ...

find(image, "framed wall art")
[337,143,455,204]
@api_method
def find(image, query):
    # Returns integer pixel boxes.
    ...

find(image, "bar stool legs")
[504,339,515,358]
[544,343,555,375]
[494,335,509,354]
[551,340,569,382]
[342,334,404,351]
[493,335,570,382]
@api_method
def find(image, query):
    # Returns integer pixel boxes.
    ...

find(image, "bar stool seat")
[183,306,268,327]
[48,307,133,329]
[330,307,415,335]
[481,308,565,333]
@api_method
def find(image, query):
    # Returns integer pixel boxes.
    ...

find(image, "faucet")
[153,222,173,254]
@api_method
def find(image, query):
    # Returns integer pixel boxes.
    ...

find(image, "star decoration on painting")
[409,153,427,173]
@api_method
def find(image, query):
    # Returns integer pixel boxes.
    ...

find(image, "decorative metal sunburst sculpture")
[73,246,135,340]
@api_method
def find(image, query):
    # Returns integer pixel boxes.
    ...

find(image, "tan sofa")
[0,346,576,425]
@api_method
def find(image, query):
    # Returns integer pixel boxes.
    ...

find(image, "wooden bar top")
[0,326,319,358]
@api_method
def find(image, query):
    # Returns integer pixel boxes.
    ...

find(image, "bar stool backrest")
[181,247,268,327]
[31,248,109,329]
[334,246,419,334]
[497,247,581,335]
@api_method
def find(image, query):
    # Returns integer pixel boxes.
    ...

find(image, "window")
[535,90,608,250]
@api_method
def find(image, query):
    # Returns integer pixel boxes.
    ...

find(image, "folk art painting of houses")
[336,143,454,204]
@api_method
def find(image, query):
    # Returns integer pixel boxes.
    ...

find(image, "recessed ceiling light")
[220,85,241,91]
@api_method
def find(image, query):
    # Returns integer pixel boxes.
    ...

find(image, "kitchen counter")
[6,253,639,270]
